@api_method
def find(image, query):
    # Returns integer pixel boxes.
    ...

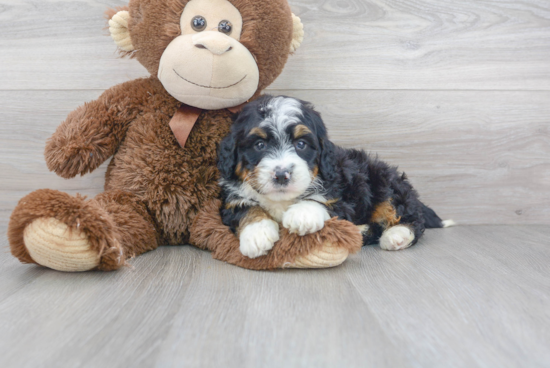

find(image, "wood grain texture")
[1,90,548,226]
[0,0,148,90]
[1,224,549,367]
[279,0,550,90]
[1,0,550,90]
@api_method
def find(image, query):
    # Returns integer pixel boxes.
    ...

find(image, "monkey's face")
[109,0,303,111]
[158,0,260,109]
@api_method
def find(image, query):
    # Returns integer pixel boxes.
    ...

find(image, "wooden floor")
[1,224,549,368]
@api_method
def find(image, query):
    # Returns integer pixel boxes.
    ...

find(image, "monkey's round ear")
[290,14,304,53]
[109,10,135,52]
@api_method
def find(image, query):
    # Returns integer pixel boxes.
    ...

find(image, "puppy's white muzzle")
[256,150,312,201]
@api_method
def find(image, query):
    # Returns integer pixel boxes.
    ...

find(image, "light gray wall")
[1,0,549,226]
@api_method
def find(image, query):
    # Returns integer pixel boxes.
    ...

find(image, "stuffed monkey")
[8,0,362,272]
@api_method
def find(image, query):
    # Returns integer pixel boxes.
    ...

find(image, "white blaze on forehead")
[260,97,303,136]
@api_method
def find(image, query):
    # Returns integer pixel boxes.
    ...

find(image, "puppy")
[218,95,452,258]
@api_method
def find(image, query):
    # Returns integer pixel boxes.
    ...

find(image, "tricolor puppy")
[218,95,452,258]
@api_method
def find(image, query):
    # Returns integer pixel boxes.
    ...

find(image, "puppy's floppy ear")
[218,133,238,180]
[319,138,337,183]
[298,100,338,183]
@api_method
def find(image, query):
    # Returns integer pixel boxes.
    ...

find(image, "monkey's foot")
[24,217,100,272]
[8,189,126,272]
[283,241,349,269]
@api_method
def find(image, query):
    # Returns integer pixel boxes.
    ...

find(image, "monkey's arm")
[45,77,170,179]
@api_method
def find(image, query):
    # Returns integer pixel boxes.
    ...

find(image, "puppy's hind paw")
[380,225,415,251]
[239,219,280,259]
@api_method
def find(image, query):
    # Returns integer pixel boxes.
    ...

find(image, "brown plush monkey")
[8,0,362,272]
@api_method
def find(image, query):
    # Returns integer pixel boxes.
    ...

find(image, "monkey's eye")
[254,140,267,152]
[191,16,207,32]
[295,140,308,150]
[218,20,233,35]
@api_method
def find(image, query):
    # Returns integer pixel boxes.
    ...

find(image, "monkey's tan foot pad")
[23,217,100,272]
[283,241,350,269]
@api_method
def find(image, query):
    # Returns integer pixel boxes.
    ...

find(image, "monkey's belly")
[105,112,231,244]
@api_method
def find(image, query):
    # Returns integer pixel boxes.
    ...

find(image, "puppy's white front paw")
[239,219,280,258]
[282,201,330,236]
[380,225,415,251]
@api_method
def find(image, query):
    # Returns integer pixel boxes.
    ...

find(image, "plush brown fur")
[9,189,128,271]
[46,78,176,179]
[8,0,361,271]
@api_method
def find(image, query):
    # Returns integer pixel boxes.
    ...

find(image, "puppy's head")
[219,95,335,202]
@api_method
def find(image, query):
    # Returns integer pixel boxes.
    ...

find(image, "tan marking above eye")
[248,127,267,139]
[294,124,312,139]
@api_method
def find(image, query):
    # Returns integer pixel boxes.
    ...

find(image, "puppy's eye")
[191,16,207,32]
[255,140,267,151]
[295,140,307,150]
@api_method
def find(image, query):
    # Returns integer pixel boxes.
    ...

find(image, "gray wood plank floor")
[1,225,549,368]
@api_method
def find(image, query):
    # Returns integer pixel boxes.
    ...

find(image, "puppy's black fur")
[218,95,445,246]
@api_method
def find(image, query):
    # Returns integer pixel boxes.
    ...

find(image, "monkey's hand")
[45,104,116,178]
[45,78,160,178]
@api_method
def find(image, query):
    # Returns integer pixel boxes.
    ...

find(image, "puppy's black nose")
[273,169,291,185]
